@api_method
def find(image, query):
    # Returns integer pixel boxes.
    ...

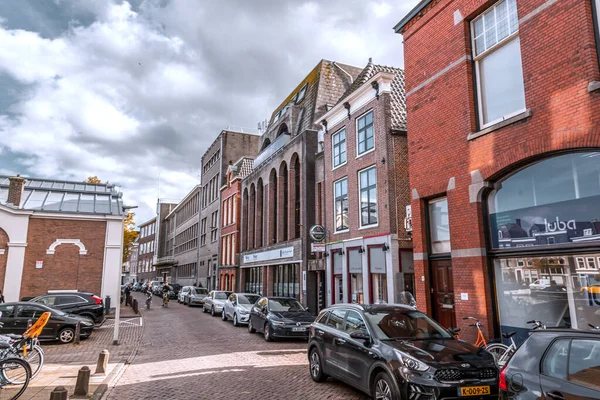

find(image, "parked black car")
[308,304,499,400]
[30,291,105,324]
[248,297,314,341]
[0,302,94,343]
[500,328,600,399]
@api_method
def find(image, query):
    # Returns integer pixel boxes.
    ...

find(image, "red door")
[431,260,456,328]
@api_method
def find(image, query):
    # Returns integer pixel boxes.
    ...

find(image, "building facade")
[219,157,254,291]
[240,59,363,312]
[137,217,157,283]
[0,175,123,304]
[200,130,260,290]
[319,61,413,308]
[395,0,600,342]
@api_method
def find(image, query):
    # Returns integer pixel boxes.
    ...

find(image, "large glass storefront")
[488,152,600,343]
[244,267,263,295]
[272,264,299,298]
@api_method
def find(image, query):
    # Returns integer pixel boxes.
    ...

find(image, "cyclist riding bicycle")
[162,282,171,307]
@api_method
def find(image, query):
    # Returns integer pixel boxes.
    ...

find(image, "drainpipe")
[333,62,354,83]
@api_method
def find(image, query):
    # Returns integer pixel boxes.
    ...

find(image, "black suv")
[308,304,498,399]
[30,292,105,324]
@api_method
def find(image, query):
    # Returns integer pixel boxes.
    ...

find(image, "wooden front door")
[431,260,456,328]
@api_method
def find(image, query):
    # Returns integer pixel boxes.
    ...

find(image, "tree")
[86,176,138,262]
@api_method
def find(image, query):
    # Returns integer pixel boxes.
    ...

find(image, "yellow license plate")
[459,386,491,396]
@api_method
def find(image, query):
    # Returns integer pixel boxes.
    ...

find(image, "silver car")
[222,293,261,326]
[186,287,209,307]
[178,286,193,304]
[203,290,232,316]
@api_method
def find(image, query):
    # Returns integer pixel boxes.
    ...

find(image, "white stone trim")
[46,239,88,255]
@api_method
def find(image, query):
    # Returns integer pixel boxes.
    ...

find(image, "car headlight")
[272,321,285,326]
[395,350,429,372]
[238,309,249,315]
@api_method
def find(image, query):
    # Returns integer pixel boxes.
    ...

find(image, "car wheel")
[309,348,327,382]
[264,323,274,342]
[248,318,256,333]
[372,372,399,400]
[202,305,207,313]
[222,310,227,321]
[211,306,216,316]
[58,327,75,344]
[233,313,238,327]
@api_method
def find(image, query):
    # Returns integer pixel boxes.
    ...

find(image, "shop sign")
[489,195,600,249]
[309,225,326,242]
[311,243,325,252]
[242,246,294,264]
[302,271,307,296]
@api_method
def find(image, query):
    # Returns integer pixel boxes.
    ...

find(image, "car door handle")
[334,338,346,345]
[546,391,565,400]
[317,330,324,336]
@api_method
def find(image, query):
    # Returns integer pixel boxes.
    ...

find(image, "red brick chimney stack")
[7,175,26,207]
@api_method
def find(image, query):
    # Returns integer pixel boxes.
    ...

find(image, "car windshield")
[238,295,259,304]
[268,298,305,312]
[172,284,181,290]
[214,292,230,300]
[192,288,207,295]
[365,310,452,341]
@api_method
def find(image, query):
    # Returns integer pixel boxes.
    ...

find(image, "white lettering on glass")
[544,217,576,232]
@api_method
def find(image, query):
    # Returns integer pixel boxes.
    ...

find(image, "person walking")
[124,283,132,306]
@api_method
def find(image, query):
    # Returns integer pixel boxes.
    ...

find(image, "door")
[14,305,46,336]
[321,309,346,373]
[431,260,456,328]
[338,310,373,391]
[225,294,236,319]
[252,297,268,333]
[333,275,343,304]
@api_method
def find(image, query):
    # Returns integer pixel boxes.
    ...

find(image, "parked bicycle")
[0,358,31,400]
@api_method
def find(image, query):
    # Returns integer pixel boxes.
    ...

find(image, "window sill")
[467,109,532,141]
[358,224,379,231]
[588,81,600,93]
[334,229,349,235]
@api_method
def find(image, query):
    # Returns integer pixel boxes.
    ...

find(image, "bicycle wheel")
[18,345,43,379]
[485,343,510,366]
[0,358,31,400]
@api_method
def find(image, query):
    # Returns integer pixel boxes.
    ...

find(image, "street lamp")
[114,204,138,345]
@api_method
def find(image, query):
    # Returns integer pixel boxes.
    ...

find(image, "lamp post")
[114,205,138,345]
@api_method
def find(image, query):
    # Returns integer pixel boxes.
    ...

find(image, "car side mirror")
[449,327,461,335]
[349,330,370,341]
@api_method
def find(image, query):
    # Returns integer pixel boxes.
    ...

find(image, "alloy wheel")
[59,328,75,343]
[310,352,320,378]
[375,378,392,400]
[233,314,238,326]
[222,310,227,321]
[264,323,273,342]
[211,306,215,316]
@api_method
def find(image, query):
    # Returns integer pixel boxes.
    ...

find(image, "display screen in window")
[488,152,600,249]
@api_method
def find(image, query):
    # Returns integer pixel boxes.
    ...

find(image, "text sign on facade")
[35,260,43,269]
[309,225,326,242]
[242,247,294,264]
[302,271,307,295]
[311,243,325,252]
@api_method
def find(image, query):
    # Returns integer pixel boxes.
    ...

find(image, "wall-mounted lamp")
[321,119,328,133]
[371,81,380,100]
[381,157,386,164]
[339,249,345,256]
[358,247,365,254]
[382,243,389,252]
[324,251,330,258]
[343,102,351,119]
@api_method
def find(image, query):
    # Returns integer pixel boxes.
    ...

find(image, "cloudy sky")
[0,0,418,225]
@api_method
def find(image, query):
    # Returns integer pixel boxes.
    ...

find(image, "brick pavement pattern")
[106,293,367,400]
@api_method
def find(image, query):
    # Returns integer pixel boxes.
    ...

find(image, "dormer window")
[296,83,308,104]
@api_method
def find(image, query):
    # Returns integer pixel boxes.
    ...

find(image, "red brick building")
[219,157,253,291]
[319,61,413,307]
[0,175,124,304]
[395,0,600,342]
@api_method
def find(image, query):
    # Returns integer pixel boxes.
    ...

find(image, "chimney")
[7,175,26,207]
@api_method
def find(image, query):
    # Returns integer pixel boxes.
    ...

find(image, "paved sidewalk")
[20,302,144,400]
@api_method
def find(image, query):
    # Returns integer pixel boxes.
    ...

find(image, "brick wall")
[399,0,600,341]
[20,218,107,298]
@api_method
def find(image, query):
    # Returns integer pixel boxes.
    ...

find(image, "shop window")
[369,246,387,303]
[348,249,363,303]
[356,111,374,155]
[488,152,600,250]
[332,129,347,168]
[428,197,451,253]
[244,267,262,295]
[471,0,525,127]
[332,250,344,304]
[334,178,349,232]
[359,167,378,227]
[273,264,299,298]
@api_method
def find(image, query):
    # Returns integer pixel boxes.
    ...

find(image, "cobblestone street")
[105,293,366,399]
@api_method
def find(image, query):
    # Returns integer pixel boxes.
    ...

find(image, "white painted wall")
[0,206,32,302]
[101,218,124,307]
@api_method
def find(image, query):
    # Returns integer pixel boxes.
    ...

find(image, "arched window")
[487,152,600,249]
[242,188,249,251]
[277,123,289,138]
[280,161,288,241]
[249,184,256,250]
[269,169,278,244]
[292,155,301,238]
[260,139,271,151]
[256,178,264,248]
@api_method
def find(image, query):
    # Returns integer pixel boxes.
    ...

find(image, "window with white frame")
[359,167,378,227]
[334,178,349,232]
[332,129,347,168]
[357,112,374,155]
[472,0,525,127]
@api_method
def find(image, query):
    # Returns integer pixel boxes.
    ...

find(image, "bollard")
[49,386,68,400]
[132,298,139,314]
[73,366,90,396]
[105,295,111,314]
[73,322,81,345]
[95,349,109,375]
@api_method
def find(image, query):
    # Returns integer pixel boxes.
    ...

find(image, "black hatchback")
[248,297,314,341]
[308,304,498,400]
[500,328,600,399]
[29,292,105,324]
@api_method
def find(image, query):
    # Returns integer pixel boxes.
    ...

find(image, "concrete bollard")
[73,366,90,396]
[73,321,81,345]
[49,386,68,400]
[95,349,109,375]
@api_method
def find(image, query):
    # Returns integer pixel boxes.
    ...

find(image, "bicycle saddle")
[502,331,516,339]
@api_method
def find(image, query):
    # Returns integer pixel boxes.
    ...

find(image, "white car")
[529,279,551,291]
[178,286,193,304]
[203,291,233,316]
[222,293,261,326]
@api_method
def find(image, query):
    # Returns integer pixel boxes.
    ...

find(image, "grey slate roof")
[336,60,407,131]
[0,176,123,215]
[230,157,254,179]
